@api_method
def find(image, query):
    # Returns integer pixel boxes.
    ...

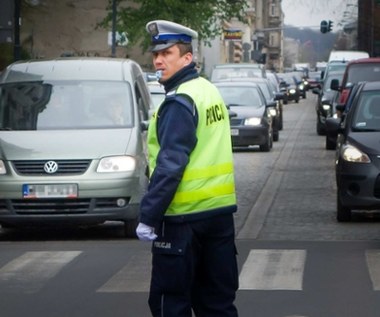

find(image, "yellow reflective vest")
[147,77,236,216]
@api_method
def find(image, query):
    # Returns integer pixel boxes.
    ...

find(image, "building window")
[270,1,277,16]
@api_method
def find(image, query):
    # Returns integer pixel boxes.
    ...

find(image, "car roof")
[346,57,380,66]
[361,81,380,91]
[0,57,142,82]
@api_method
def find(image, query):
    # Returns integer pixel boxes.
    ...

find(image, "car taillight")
[339,88,350,104]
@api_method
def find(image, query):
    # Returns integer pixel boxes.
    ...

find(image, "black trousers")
[148,213,239,317]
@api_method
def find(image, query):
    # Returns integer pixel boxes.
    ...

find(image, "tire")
[325,135,336,150]
[316,115,325,135]
[337,193,352,222]
[124,218,138,238]
[273,129,279,142]
[260,129,272,152]
[295,98,299,103]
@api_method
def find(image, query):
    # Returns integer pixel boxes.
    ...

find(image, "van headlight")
[0,160,6,175]
[97,156,136,172]
[289,88,296,94]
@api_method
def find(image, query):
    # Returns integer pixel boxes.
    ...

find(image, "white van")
[328,50,369,62]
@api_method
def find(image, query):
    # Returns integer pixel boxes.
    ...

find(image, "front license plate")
[22,184,78,198]
[231,129,239,136]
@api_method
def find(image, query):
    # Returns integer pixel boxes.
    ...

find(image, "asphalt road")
[1,92,380,317]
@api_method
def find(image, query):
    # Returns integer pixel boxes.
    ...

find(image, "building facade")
[357,0,380,56]
[1,0,284,74]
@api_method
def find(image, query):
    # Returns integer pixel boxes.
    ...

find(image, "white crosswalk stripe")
[239,249,306,290]
[97,250,151,293]
[0,251,82,293]
[366,250,380,291]
[3,248,380,294]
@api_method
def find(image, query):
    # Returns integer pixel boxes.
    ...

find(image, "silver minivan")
[0,57,152,237]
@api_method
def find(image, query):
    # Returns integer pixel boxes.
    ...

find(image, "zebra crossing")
[1,247,380,294]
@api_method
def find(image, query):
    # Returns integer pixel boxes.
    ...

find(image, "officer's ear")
[183,52,193,66]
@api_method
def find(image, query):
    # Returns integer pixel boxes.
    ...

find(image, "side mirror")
[274,92,284,100]
[325,116,343,135]
[266,101,277,108]
[140,120,149,131]
[335,104,345,113]
[330,79,340,91]
[312,87,320,95]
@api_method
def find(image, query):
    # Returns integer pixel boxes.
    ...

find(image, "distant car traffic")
[306,71,321,90]
[214,81,275,152]
[328,81,380,222]
[0,58,152,237]
[278,73,300,104]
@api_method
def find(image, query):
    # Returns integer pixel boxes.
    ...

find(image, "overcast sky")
[281,0,358,31]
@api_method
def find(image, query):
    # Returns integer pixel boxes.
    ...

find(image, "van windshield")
[0,81,133,130]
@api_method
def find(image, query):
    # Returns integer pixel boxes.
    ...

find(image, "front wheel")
[337,193,352,222]
[124,218,138,238]
[260,129,272,152]
[325,135,336,150]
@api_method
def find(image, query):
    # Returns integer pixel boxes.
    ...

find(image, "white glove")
[136,222,158,241]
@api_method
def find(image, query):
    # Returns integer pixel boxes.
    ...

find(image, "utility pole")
[13,0,21,61]
[111,0,116,57]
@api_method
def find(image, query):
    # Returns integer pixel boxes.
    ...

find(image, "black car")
[325,82,365,150]
[312,70,344,135]
[328,81,380,222]
[214,81,275,152]
[278,73,300,104]
[215,77,283,142]
[291,71,307,98]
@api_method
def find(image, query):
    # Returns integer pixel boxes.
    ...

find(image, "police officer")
[136,20,239,317]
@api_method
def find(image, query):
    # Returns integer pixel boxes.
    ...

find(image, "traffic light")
[320,20,328,34]
[328,20,333,32]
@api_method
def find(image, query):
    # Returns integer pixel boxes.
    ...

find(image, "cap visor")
[150,42,177,52]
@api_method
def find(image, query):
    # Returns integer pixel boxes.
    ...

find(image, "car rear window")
[217,86,264,108]
[211,68,264,81]
[346,64,380,86]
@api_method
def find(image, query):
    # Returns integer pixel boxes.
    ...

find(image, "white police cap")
[146,20,198,52]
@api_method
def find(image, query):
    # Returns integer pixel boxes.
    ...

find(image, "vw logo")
[44,161,58,174]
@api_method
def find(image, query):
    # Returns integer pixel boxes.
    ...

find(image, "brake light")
[339,88,350,104]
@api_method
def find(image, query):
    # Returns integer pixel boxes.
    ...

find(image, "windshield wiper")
[0,127,13,131]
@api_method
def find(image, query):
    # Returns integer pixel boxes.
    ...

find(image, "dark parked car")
[312,70,344,135]
[328,81,380,222]
[214,81,274,151]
